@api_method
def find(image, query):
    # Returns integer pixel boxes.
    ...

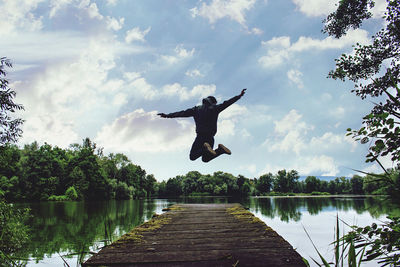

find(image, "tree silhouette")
[0,57,24,145]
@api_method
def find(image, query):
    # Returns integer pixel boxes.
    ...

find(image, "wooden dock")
[83,204,306,267]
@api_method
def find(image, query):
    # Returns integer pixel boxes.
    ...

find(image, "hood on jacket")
[202,96,217,106]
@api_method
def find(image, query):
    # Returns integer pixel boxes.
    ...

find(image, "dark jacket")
[165,94,242,136]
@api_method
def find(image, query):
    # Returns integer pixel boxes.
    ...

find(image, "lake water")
[14,196,400,267]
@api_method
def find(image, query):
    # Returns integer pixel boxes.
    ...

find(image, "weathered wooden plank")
[83,203,306,267]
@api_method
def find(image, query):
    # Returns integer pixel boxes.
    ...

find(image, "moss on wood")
[111,205,185,246]
[226,204,264,225]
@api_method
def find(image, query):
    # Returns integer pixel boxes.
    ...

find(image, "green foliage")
[115,181,134,200]
[65,186,79,201]
[305,176,320,193]
[0,199,30,265]
[346,216,400,265]
[0,57,24,145]
[304,215,366,267]
[323,0,374,38]
[17,200,157,265]
[0,138,157,201]
[158,169,385,197]
[325,0,400,164]
[273,170,299,193]
[48,195,69,201]
[255,173,273,195]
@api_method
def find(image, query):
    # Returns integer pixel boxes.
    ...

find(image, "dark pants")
[189,134,215,162]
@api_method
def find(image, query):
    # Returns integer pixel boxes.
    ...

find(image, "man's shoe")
[217,144,231,155]
[204,143,217,156]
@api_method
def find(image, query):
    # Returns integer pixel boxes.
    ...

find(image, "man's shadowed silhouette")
[158,89,246,162]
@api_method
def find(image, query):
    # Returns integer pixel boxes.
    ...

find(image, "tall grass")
[304,214,400,266]
[303,215,366,267]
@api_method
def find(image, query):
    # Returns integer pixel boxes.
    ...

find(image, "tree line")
[2,138,397,202]
[160,168,399,197]
[0,138,157,201]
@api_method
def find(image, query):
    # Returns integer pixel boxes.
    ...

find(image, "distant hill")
[298,176,349,181]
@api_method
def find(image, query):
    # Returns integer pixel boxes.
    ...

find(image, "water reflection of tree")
[251,198,302,222]
[274,198,302,222]
[19,199,157,263]
[305,198,331,215]
[250,197,400,223]
[250,197,274,218]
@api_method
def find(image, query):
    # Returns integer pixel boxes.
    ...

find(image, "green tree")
[305,176,320,193]
[324,0,400,165]
[273,170,299,193]
[362,173,384,194]
[350,175,364,194]
[68,166,88,199]
[0,57,24,145]
[0,199,30,265]
[165,176,183,196]
[321,2,400,264]
[67,138,108,200]
[115,181,133,199]
[65,186,79,201]
[255,173,273,195]
[19,142,67,200]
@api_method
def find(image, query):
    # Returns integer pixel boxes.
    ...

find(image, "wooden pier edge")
[83,203,307,267]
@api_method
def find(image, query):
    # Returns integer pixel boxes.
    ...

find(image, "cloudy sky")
[1,0,392,181]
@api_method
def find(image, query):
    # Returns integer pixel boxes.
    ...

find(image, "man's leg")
[203,143,231,162]
[201,136,216,162]
[215,144,231,155]
[189,136,203,161]
[190,135,215,161]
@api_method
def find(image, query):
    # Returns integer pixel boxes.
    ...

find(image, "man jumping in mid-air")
[158,88,246,162]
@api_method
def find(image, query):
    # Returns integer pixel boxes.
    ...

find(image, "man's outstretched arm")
[158,107,195,118]
[217,88,246,113]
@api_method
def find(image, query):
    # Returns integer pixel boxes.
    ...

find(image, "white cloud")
[126,74,157,100]
[329,106,346,119]
[274,109,310,135]
[258,36,291,68]
[2,30,144,68]
[217,119,236,136]
[217,104,248,137]
[292,0,337,17]
[106,0,118,6]
[161,45,195,64]
[190,0,256,26]
[310,132,355,152]
[124,72,216,101]
[263,109,358,158]
[85,1,103,20]
[49,0,73,18]
[185,69,204,78]
[13,36,132,148]
[287,69,304,89]
[0,0,44,34]
[125,26,151,43]
[21,113,80,148]
[371,0,388,19]
[260,155,339,176]
[265,109,312,155]
[292,0,387,19]
[95,109,195,153]
[219,104,248,119]
[239,164,257,174]
[250,27,263,35]
[321,93,332,102]
[259,29,370,69]
[259,163,286,176]
[162,83,216,101]
[298,155,339,176]
[106,16,125,31]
